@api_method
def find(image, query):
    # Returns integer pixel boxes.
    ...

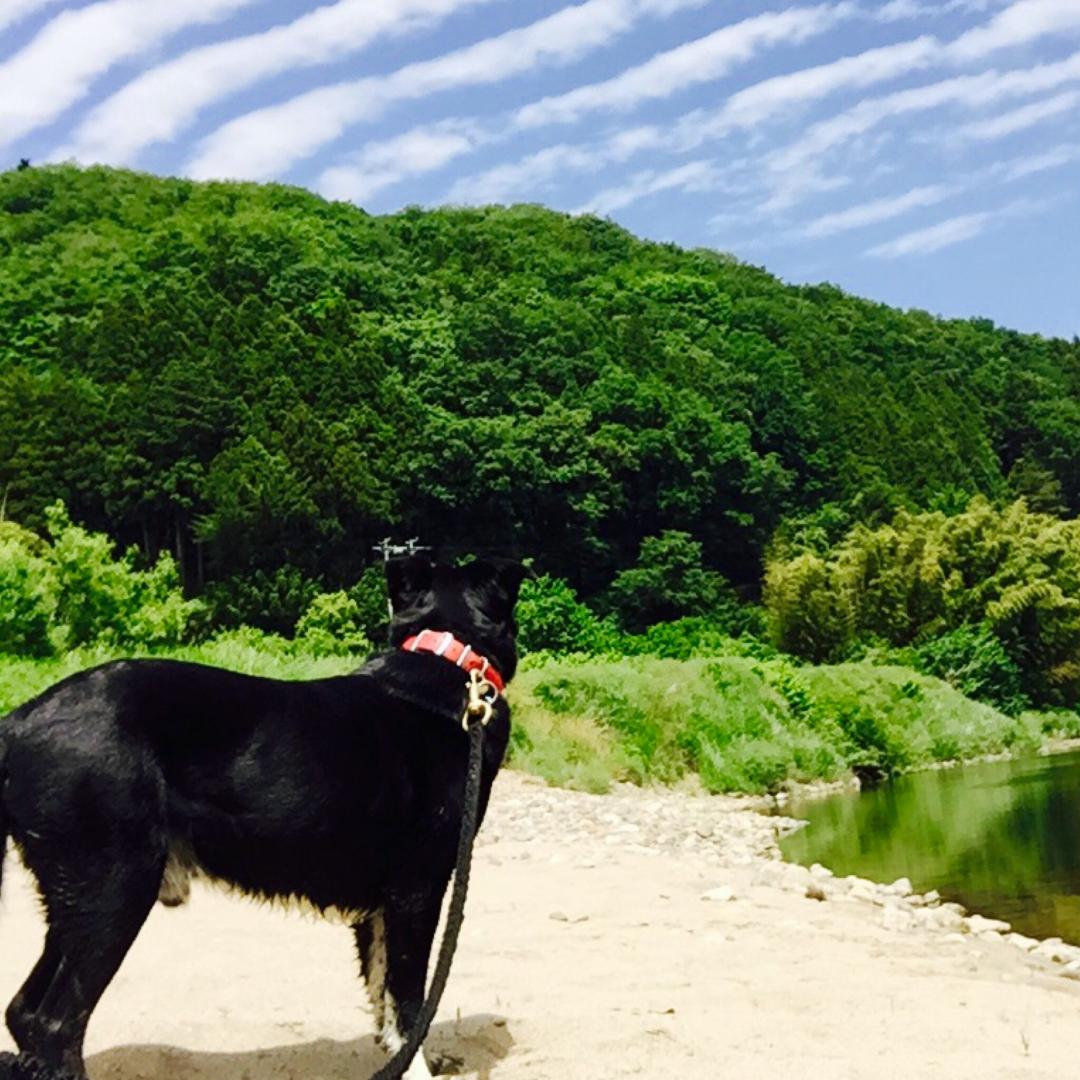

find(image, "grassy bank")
[3,646,1078,796]
[509,655,1080,793]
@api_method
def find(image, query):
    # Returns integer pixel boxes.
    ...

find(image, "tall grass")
[509,655,1070,794]
[0,630,359,715]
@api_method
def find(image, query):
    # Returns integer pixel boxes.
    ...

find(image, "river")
[780,748,1080,944]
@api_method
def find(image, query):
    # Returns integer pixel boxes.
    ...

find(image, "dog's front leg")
[354,912,387,1036]
[379,891,443,1080]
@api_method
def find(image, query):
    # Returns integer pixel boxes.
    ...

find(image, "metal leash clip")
[462,668,498,730]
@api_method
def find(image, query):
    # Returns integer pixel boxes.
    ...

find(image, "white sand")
[2,771,1079,1079]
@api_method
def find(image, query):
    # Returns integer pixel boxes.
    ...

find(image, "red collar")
[401,629,506,694]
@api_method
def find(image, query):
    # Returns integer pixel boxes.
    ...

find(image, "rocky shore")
[481,771,1080,979]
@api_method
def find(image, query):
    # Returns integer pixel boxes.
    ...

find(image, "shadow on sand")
[85,1014,513,1080]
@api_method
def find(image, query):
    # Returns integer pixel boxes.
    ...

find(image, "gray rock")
[966,914,1011,936]
[1005,932,1040,952]
[1034,938,1068,962]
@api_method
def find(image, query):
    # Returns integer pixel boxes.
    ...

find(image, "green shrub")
[515,574,620,655]
[203,564,320,635]
[913,623,1028,715]
[44,503,201,650]
[348,564,391,647]
[623,616,776,660]
[294,590,373,657]
[604,531,743,633]
[0,536,55,656]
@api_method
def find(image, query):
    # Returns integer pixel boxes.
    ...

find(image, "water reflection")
[781,749,1080,943]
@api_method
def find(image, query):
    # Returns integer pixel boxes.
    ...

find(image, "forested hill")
[2,164,1078,611]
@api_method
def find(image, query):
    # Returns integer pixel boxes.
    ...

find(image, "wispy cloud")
[998,139,1080,178]
[318,122,485,203]
[867,209,993,255]
[957,89,1079,139]
[866,196,1042,256]
[443,125,665,204]
[186,0,708,181]
[422,0,1079,220]
[0,0,61,35]
[0,0,256,148]
[948,0,1080,62]
[678,35,940,144]
[764,48,1080,207]
[876,0,1008,20]
[513,3,856,129]
[802,182,958,236]
[59,0,503,166]
[576,158,723,214]
[426,33,940,212]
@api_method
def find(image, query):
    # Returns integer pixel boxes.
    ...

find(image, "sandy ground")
[2,771,1080,1080]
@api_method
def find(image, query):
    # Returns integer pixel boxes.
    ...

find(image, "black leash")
[369,716,486,1080]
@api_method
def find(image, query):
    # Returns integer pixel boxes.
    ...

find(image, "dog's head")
[385,556,527,684]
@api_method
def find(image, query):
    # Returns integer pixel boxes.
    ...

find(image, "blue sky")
[2,0,1079,338]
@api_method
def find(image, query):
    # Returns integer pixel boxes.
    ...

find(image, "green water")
[781,749,1080,944]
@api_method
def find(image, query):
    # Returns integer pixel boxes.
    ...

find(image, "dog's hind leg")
[12,845,164,1078]
[5,933,63,1051]
[11,816,166,1080]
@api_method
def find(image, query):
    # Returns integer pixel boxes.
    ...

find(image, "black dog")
[0,555,524,1080]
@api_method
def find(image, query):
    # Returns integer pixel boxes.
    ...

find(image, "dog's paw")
[0,1052,83,1080]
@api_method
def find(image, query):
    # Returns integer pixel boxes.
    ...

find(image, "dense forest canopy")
[2,165,1078,626]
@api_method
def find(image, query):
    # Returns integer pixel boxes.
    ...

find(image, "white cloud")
[999,140,1080,178]
[577,158,723,215]
[948,0,1080,61]
[186,0,708,181]
[0,0,256,148]
[318,123,483,204]
[957,88,1079,139]
[679,35,940,144]
[767,49,1080,191]
[866,196,1043,256]
[876,0,1007,20]
[802,183,959,236]
[427,16,930,209]
[513,3,856,129]
[444,125,665,204]
[0,0,61,35]
[866,210,993,255]
[60,0,503,166]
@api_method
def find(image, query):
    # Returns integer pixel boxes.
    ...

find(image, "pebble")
[701,886,737,903]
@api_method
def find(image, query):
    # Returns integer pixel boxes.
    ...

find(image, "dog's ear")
[466,558,529,612]
[385,555,434,613]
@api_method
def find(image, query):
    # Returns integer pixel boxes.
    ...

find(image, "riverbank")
[3,769,1079,1079]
